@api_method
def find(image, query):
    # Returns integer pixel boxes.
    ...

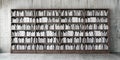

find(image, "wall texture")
[0,0,120,53]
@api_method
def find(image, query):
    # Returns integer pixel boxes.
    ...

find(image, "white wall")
[0,0,120,53]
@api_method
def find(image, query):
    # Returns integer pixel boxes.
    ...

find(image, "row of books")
[85,31,107,36]
[44,24,109,30]
[12,31,35,36]
[86,10,108,16]
[84,24,108,30]
[12,10,59,16]
[12,31,108,36]
[86,17,108,22]
[11,24,36,30]
[12,17,108,23]
[12,37,108,43]
[11,24,108,30]
[11,44,108,50]
[12,10,108,16]
[11,24,84,30]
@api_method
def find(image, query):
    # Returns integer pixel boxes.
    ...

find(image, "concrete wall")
[0,0,119,53]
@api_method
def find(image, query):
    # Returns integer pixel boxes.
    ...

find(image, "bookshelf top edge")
[11,8,109,10]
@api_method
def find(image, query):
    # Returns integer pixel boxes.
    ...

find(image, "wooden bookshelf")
[11,8,110,53]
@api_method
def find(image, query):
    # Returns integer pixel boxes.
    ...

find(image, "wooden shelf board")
[11,43,108,45]
[11,50,109,54]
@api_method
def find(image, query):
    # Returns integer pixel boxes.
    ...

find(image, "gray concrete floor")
[0,53,120,60]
